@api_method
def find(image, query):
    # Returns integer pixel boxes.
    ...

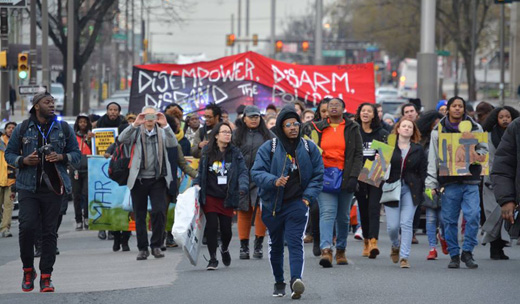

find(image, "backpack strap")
[17,119,31,153]
[301,138,310,153]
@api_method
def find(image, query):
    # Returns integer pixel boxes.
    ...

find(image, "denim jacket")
[5,118,81,194]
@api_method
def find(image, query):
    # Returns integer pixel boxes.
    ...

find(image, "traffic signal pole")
[314,0,323,65]
[0,8,8,121]
[29,0,37,85]
[42,0,50,90]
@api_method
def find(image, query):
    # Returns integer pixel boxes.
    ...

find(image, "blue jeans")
[425,207,444,248]
[262,199,309,283]
[318,189,354,250]
[384,184,417,259]
[442,184,480,257]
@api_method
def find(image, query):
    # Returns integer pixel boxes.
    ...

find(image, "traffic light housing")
[275,40,283,53]
[391,70,397,78]
[0,51,6,68]
[226,34,236,46]
[252,34,258,46]
[18,53,29,79]
[301,41,309,53]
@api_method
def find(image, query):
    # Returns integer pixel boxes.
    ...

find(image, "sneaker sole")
[206,267,218,270]
[448,264,460,268]
[272,294,285,297]
[291,280,305,299]
[22,287,34,292]
[40,288,55,292]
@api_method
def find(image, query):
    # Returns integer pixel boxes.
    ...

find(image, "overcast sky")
[150,0,317,60]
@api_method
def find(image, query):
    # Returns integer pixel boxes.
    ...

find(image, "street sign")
[0,0,27,8]
[18,85,47,95]
[437,50,451,57]
[323,50,346,58]
[113,33,127,41]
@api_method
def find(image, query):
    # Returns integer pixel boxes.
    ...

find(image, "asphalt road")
[0,202,519,304]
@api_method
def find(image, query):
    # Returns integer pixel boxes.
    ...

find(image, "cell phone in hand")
[145,113,157,121]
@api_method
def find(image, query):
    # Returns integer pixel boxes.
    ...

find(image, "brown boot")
[319,248,333,268]
[335,249,348,265]
[368,238,380,259]
[362,239,370,257]
[390,246,400,264]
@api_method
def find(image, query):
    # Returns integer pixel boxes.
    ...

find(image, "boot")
[490,239,509,260]
[368,238,380,259]
[362,239,370,257]
[461,251,478,269]
[253,236,264,259]
[312,237,321,257]
[112,233,121,252]
[390,246,400,263]
[319,248,333,268]
[239,239,250,259]
[335,249,348,265]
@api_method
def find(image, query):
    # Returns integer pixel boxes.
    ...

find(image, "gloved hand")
[346,177,358,193]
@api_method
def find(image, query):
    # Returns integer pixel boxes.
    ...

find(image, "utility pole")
[0,8,9,121]
[42,0,50,89]
[500,4,505,106]
[417,0,437,111]
[125,0,129,89]
[131,0,135,69]
[237,0,241,54]
[66,0,75,116]
[270,0,275,58]
[470,0,477,102]
[245,0,249,52]
[29,0,37,85]
[314,0,323,65]
[141,0,145,63]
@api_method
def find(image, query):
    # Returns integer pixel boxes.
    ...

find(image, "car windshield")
[51,85,64,94]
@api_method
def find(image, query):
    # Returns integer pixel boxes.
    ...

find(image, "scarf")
[175,128,184,142]
[491,125,505,149]
[140,124,164,175]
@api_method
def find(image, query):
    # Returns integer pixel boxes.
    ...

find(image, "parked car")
[378,98,408,117]
[51,83,65,112]
[376,87,399,103]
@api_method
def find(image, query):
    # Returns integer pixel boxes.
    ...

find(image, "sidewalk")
[0,201,184,294]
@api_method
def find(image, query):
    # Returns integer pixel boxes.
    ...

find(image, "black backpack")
[108,130,139,186]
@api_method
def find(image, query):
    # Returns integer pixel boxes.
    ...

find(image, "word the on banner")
[358,136,395,187]
[129,51,375,115]
[87,156,132,231]
[438,121,489,177]
[92,128,118,156]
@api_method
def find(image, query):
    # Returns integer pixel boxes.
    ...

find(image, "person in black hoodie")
[426,96,488,269]
[94,102,126,129]
[355,103,388,259]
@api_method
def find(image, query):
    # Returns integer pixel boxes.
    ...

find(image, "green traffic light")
[19,71,28,79]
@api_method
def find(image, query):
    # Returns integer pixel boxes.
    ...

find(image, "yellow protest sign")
[438,121,489,176]
[358,134,396,187]
[92,128,118,156]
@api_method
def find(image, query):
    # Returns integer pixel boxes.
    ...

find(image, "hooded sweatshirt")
[273,105,304,203]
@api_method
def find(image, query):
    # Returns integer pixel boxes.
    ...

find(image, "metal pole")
[417,0,437,110]
[0,8,9,121]
[470,0,477,102]
[141,0,144,63]
[270,0,275,58]
[237,0,241,54]
[66,0,75,116]
[231,13,234,55]
[42,0,50,90]
[131,0,135,69]
[29,0,37,85]
[500,4,505,106]
[245,0,249,52]
[314,0,323,65]
[125,0,129,89]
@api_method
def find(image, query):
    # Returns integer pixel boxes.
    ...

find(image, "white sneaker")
[290,279,305,299]
[354,227,363,240]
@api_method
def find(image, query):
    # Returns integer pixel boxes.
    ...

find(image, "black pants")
[356,183,382,240]
[9,101,14,115]
[130,178,167,251]
[18,188,62,274]
[112,231,131,243]
[310,202,320,241]
[71,171,88,223]
[205,212,232,257]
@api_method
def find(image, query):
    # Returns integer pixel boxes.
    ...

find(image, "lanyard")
[36,121,55,145]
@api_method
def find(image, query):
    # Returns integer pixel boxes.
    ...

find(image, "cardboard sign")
[438,121,489,176]
[358,136,395,187]
[92,128,118,156]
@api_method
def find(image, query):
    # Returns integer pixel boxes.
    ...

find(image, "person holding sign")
[118,106,178,261]
[426,96,488,269]
[192,122,249,270]
[354,103,388,259]
[252,105,323,299]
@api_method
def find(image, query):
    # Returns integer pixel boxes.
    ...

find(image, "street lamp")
[149,32,174,62]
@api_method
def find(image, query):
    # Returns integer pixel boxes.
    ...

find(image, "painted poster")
[358,137,395,187]
[129,51,376,116]
[92,128,118,156]
[87,156,132,231]
[438,121,489,176]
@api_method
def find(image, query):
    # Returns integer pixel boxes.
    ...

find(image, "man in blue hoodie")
[251,105,323,299]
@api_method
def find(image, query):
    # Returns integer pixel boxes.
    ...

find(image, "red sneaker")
[438,233,448,255]
[40,274,55,292]
[22,268,37,292]
[427,248,438,260]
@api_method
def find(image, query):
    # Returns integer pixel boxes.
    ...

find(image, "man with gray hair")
[118,105,178,260]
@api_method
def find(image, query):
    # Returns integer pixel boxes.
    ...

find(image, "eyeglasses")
[283,122,301,128]
[219,131,232,135]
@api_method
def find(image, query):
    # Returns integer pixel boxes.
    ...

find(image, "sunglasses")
[283,122,301,128]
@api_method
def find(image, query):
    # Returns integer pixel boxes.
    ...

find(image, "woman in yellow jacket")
[0,122,17,237]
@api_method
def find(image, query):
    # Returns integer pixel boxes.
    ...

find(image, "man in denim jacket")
[251,105,323,299]
[5,92,80,292]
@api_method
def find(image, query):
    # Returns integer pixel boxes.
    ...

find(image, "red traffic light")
[226,34,236,46]
[302,41,309,52]
[275,40,283,52]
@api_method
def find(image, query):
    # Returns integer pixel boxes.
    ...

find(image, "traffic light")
[0,51,6,68]
[226,34,236,46]
[252,34,258,46]
[391,70,397,78]
[275,40,283,53]
[18,53,29,80]
[301,41,309,53]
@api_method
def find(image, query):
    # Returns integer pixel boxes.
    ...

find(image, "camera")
[38,144,55,156]
[145,113,157,121]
